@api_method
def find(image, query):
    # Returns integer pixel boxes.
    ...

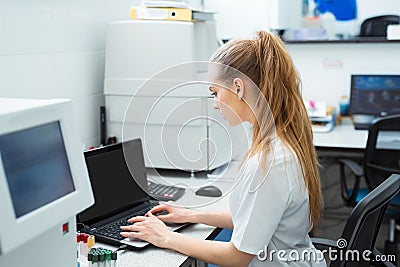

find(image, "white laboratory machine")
[104,20,249,172]
[0,98,94,267]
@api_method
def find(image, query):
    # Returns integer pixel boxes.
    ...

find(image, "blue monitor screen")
[349,75,400,116]
[0,121,75,218]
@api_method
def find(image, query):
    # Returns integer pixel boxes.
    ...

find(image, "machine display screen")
[0,121,75,218]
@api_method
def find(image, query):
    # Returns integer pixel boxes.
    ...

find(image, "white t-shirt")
[229,138,326,266]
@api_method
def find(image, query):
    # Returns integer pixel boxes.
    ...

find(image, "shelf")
[285,37,400,44]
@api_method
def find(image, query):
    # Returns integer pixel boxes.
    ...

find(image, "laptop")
[77,138,189,250]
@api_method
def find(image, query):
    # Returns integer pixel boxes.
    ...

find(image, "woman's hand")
[120,213,172,248]
[145,202,196,224]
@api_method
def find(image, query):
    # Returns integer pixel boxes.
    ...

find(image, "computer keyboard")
[147,181,185,202]
[93,219,129,240]
[92,204,157,240]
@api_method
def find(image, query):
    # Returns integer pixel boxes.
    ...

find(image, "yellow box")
[130,6,193,22]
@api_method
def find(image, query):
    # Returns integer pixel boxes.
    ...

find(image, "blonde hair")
[210,31,323,228]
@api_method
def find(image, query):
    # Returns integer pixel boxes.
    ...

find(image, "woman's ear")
[233,78,245,100]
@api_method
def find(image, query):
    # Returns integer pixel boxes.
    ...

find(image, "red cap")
[82,233,89,243]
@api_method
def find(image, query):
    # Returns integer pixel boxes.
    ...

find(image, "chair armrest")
[338,159,364,177]
[339,159,365,206]
[366,162,400,174]
[311,237,338,249]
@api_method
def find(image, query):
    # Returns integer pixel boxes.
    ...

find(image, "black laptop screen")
[79,140,149,223]
[349,74,400,116]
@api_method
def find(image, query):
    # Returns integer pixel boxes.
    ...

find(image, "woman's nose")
[212,99,219,110]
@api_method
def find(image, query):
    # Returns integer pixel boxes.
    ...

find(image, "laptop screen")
[78,139,149,223]
[349,74,400,116]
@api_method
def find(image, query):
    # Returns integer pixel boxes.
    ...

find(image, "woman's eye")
[210,92,216,97]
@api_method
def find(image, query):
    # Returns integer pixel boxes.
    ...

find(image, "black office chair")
[313,174,400,267]
[339,114,400,255]
[360,15,400,37]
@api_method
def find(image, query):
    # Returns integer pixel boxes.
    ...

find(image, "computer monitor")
[0,98,94,255]
[349,74,400,117]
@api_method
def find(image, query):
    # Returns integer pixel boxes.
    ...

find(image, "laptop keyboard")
[147,181,185,201]
[90,183,185,240]
[92,204,157,240]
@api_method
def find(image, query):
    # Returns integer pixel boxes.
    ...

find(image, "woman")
[121,31,325,266]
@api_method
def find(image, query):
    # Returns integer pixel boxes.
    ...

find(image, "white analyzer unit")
[0,98,94,267]
[104,20,249,172]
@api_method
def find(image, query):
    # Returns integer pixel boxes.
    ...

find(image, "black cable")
[114,244,128,252]
[77,222,91,232]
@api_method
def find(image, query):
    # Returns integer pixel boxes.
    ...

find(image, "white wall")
[1,0,398,148]
[204,0,273,40]
[357,0,400,23]
[286,42,400,108]
[205,0,400,40]
[0,0,142,148]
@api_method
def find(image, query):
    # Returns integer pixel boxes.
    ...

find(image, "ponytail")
[210,31,324,228]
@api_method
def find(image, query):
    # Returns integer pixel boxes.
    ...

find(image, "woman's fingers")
[120,223,144,232]
[127,215,147,223]
[124,215,162,229]
[149,204,170,214]
[120,215,171,248]
[120,231,144,239]
[154,213,173,221]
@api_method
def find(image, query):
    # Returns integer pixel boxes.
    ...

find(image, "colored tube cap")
[99,253,105,262]
[92,254,99,262]
[105,251,112,261]
[88,235,95,247]
[82,234,89,243]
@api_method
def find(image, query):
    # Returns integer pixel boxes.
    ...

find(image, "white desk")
[313,124,368,150]
[97,223,219,267]
[94,163,238,267]
[313,120,400,152]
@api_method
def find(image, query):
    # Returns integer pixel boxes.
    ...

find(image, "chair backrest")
[331,174,400,267]
[364,114,400,190]
[360,15,400,37]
